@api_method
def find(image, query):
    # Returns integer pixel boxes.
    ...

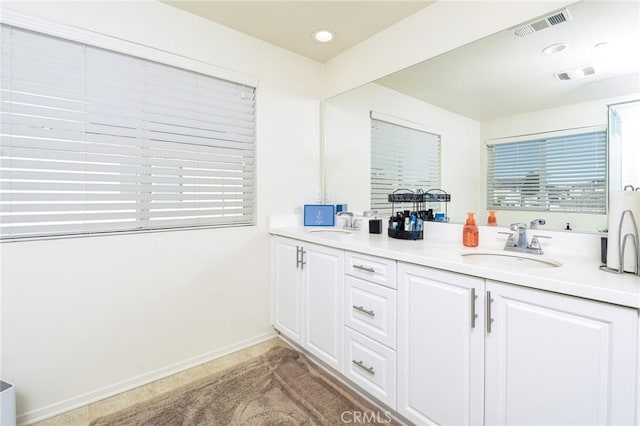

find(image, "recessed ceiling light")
[542,43,569,55]
[312,30,334,43]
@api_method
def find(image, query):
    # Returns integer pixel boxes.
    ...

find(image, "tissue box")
[304,204,335,226]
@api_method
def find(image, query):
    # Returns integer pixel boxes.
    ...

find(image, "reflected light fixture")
[542,43,569,55]
[313,30,334,43]
[554,65,595,80]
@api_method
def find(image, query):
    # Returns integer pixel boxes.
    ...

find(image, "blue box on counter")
[304,204,335,226]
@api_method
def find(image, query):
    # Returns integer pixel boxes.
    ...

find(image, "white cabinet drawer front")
[345,276,397,349]
[344,328,397,409]
[345,252,397,289]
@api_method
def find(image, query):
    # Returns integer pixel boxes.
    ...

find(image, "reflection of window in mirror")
[486,128,607,214]
[370,116,441,215]
[609,100,640,191]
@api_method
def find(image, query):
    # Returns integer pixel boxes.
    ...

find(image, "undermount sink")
[306,228,354,238]
[461,251,562,269]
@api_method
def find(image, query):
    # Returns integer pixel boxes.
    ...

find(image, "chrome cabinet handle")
[295,246,306,269]
[470,288,478,328]
[300,249,306,270]
[486,291,494,333]
[353,305,376,317]
[353,264,375,273]
[352,360,375,375]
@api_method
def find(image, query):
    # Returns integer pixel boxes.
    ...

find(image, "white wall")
[0,1,322,423]
[480,94,638,232]
[325,83,481,223]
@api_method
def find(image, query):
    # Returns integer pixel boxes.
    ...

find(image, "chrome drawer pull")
[353,305,376,317]
[470,288,478,329]
[353,264,375,273]
[486,291,494,333]
[352,360,375,375]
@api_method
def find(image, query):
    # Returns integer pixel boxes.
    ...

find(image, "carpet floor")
[89,345,397,425]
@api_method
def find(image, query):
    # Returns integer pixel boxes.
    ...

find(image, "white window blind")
[0,25,256,240]
[486,129,607,214]
[371,118,441,214]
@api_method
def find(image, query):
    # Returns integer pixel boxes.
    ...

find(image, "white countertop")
[270,222,640,309]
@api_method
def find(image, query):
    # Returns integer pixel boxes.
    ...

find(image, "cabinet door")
[397,263,484,426]
[272,237,303,343]
[303,243,345,372]
[485,280,638,426]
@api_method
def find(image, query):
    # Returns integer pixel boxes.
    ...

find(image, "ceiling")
[161,1,639,119]
[375,0,640,120]
[162,1,433,63]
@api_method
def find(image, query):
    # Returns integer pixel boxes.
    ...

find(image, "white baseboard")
[19,331,277,425]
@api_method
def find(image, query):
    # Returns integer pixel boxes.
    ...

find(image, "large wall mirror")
[324,0,639,233]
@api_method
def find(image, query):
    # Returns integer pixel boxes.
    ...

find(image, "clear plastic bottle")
[463,212,479,247]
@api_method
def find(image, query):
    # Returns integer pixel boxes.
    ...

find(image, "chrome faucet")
[499,222,551,255]
[511,223,528,248]
[337,211,360,230]
[530,218,546,229]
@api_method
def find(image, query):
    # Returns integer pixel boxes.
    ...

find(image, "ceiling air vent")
[513,9,572,37]
[554,65,595,81]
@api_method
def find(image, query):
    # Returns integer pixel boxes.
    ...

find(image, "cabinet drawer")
[345,252,396,289]
[344,327,397,409]
[345,276,396,349]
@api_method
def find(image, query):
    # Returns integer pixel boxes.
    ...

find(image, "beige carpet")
[90,345,398,425]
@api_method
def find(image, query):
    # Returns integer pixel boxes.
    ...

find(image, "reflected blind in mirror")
[486,130,606,214]
[371,118,441,214]
[0,25,256,241]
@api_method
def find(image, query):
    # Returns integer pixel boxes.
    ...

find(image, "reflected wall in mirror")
[324,0,640,233]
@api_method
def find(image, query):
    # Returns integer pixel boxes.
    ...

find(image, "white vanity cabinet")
[272,233,639,425]
[272,236,344,372]
[485,279,638,426]
[396,262,638,426]
[397,262,485,426]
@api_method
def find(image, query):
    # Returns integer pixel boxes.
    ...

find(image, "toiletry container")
[487,210,497,226]
[463,212,479,247]
[369,219,382,234]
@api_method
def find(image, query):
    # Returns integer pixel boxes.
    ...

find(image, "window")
[370,117,441,214]
[609,100,640,191]
[486,128,607,214]
[0,24,256,241]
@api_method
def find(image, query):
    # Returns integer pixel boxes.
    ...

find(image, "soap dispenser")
[463,212,479,247]
[487,210,497,226]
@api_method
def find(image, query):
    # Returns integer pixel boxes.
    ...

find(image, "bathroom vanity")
[270,222,639,425]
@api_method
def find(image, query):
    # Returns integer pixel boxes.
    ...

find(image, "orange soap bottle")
[463,212,479,247]
[487,210,497,226]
